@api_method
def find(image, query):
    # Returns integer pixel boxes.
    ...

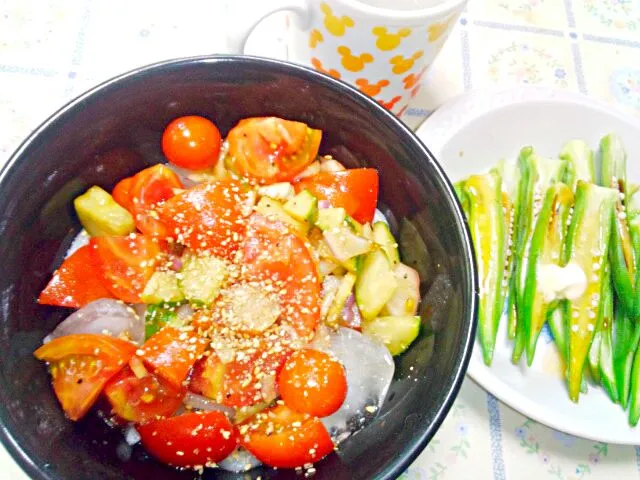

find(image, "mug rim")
[334,0,468,20]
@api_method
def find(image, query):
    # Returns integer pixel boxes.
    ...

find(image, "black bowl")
[0,55,477,480]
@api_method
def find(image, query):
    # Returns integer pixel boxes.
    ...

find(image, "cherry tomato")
[294,168,379,224]
[227,117,322,184]
[38,245,114,308]
[278,349,347,418]
[104,365,184,424]
[112,176,134,211]
[139,326,208,390]
[157,180,253,260]
[239,404,333,468]
[89,234,166,303]
[239,214,321,338]
[34,334,136,420]
[162,115,222,171]
[138,411,237,467]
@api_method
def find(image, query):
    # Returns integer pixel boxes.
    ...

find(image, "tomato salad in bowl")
[34,115,422,474]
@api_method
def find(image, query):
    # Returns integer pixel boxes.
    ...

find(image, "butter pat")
[538,262,587,302]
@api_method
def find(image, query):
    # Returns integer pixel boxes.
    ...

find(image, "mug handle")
[226,0,312,54]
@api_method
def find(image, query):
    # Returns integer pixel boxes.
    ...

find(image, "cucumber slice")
[257,182,295,200]
[325,272,356,328]
[255,197,308,234]
[362,316,421,356]
[284,190,319,224]
[142,271,184,304]
[345,216,364,236]
[373,221,400,265]
[315,207,347,231]
[355,250,397,320]
[323,226,372,263]
[382,263,420,316]
[74,186,135,237]
[179,253,228,305]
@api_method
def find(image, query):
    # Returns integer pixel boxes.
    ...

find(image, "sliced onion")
[340,294,362,330]
[175,304,194,321]
[44,299,145,345]
[218,448,262,472]
[183,393,235,420]
[318,200,331,209]
[164,164,204,188]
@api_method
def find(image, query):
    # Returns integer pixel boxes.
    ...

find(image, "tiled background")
[0,1,639,479]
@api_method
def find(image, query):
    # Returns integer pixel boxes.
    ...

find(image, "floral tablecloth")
[0,1,639,479]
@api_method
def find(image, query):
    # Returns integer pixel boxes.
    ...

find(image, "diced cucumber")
[362,316,421,356]
[318,258,340,278]
[255,197,308,234]
[257,182,295,201]
[362,222,374,241]
[315,207,347,231]
[373,221,400,265]
[323,226,372,263]
[284,190,319,224]
[179,253,228,305]
[341,255,360,273]
[74,186,135,236]
[355,250,398,320]
[382,263,420,316]
[142,271,185,304]
[345,216,364,236]
[144,304,187,339]
[325,272,356,328]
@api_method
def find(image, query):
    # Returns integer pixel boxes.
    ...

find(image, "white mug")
[227,0,468,116]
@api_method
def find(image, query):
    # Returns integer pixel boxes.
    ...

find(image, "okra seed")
[571,324,579,332]
[588,311,596,319]
[587,324,595,332]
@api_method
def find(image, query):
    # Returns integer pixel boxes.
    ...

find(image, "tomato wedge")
[112,176,134,211]
[138,411,237,467]
[190,345,289,408]
[227,117,322,184]
[239,214,321,338]
[112,165,183,237]
[294,168,379,224]
[139,326,208,390]
[278,349,347,418]
[104,365,184,424]
[34,334,136,420]
[38,245,114,308]
[239,404,333,468]
[89,234,165,303]
[157,180,253,260]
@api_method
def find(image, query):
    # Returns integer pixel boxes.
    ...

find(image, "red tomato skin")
[157,180,252,260]
[104,366,184,424]
[239,214,321,338]
[227,117,322,184]
[112,177,134,211]
[89,234,165,303]
[140,326,208,390]
[38,245,114,308]
[162,116,222,171]
[278,349,347,418]
[34,334,136,420]
[294,168,379,224]
[240,404,334,468]
[138,411,237,467]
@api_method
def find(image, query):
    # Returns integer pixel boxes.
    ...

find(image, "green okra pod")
[599,134,637,317]
[463,171,507,366]
[511,148,565,364]
[598,267,618,404]
[613,306,640,410]
[629,335,640,426]
[522,183,574,365]
[564,181,617,402]
[560,140,595,190]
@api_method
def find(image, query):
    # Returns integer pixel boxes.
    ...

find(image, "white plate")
[415,86,640,445]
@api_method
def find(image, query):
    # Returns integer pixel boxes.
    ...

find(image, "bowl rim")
[0,54,478,480]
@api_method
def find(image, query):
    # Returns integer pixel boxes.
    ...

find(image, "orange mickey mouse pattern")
[304,2,461,115]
